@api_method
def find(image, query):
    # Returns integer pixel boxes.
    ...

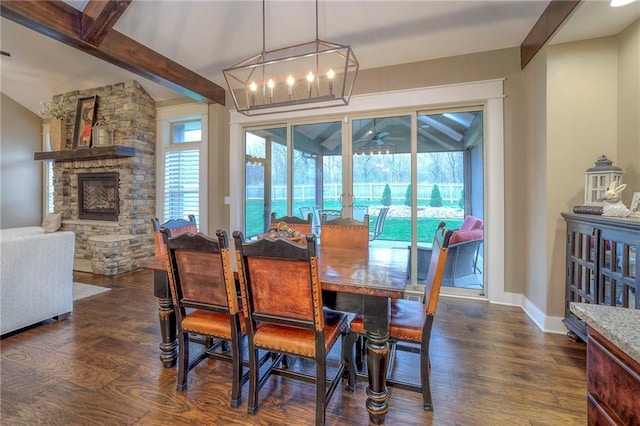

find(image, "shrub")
[381,183,392,206]
[404,184,412,206]
[458,188,465,209]
[429,184,443,207]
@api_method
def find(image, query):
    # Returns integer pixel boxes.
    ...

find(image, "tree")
[430,184,443,207]
[381,183,392,206]
[404,184,412,206]
[458,188,465,209]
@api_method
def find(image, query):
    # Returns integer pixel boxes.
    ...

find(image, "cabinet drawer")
[587,394,616,426]
[587,330,640,425]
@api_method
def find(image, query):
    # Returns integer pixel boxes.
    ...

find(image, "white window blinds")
[163,149,200,224]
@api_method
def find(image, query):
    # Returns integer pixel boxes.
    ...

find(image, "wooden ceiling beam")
[0,0,225,105]
[81,0,131,47]
[520,0,581,69]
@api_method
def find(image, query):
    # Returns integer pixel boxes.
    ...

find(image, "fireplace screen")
[78,172,119,221]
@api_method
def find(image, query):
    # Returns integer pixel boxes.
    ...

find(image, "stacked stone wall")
[52,81,156,275]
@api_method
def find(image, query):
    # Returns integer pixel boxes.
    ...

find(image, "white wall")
[617,19,640,202]
[521,48,548,316]
[545,37,619,320]
[0,93,43,228]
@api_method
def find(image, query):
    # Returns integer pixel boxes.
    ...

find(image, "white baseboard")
[485,290,567,335]
[522,296,567,335]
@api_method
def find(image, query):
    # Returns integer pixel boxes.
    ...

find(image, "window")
[42,123,54,215]
[157,105,208,233]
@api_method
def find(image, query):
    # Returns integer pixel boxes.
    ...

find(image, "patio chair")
[369,206,389,241]
[406,215,483,286]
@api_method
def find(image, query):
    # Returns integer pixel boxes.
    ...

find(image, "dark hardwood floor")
[1,269,587,425]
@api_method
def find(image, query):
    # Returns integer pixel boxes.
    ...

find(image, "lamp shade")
[224,39,358,116]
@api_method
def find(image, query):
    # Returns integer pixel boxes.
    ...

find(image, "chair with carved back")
[164,229,248,407]
[269,212,313,235]
[344,221,452,411]
[320,214,370,252]
[151,214,198,259]
[233,231,348,426]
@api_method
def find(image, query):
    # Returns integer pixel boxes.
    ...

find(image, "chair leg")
[355,335,367,370]
[316,357,327,426]
[229,337,243,408]
[342,330,358,392]
[420,341,433,411]
[176,331,189,392]
[247,347,259,415]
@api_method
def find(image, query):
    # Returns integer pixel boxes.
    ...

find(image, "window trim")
[156,103,209,234]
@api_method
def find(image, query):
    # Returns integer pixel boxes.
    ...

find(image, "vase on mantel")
[49,118,64,151]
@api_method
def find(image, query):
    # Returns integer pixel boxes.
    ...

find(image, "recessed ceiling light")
[610,0,636,7]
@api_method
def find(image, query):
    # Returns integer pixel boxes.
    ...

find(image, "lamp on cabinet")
[584,155,624,205]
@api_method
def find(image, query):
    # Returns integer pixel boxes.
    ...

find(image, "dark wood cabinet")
[561,213,640,342]
[586,328,640,426]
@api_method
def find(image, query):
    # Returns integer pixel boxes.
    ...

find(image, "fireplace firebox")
[78,172,119,221]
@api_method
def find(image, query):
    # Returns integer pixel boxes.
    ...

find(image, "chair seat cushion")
[350,299,424,343]
[449,229,483,245]
[182,309,245,338]
[460,215,483,231]
[253,309,347,357]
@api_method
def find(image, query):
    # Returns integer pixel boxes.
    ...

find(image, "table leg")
[153,270,177,368]
[157,297,177,368]
[363,296,391,425]
[365,330,390,424]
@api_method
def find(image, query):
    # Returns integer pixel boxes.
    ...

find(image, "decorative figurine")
[601,182,630,217]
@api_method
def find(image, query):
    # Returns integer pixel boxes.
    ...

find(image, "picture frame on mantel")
[72,95,97,149]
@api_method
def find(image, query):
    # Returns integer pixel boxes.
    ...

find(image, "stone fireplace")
[51,81,156,275]
[78,172,119,221]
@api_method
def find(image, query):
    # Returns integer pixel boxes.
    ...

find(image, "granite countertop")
[570,303,640,364]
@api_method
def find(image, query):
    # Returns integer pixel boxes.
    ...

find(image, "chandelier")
[223,0,358,116]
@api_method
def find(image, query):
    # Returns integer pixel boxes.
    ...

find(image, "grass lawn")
[246,200,464,242]
[378,217,463,243]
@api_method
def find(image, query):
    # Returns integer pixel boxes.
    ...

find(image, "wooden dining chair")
[269,212,313,235]
[164,230,248,408]
[233,231,348,426]
[320,214,370,252]
[151,214,197,259]
[344,221,452,411]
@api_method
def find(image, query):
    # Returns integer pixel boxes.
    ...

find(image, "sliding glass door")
[244,126,287,238]
[291,121,343,231]
[242,108,485,297]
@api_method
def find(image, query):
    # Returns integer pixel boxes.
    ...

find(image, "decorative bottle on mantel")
[40,98,70,152]
[49,118,64,151]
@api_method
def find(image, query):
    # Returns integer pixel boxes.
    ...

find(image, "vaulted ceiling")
[1,0,638,116]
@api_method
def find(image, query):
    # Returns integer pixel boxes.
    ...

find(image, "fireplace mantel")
[34,146,135,162]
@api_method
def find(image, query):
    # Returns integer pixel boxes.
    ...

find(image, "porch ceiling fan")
[354,131,390,147]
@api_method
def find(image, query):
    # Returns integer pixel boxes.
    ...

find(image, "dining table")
[140,244,408,425]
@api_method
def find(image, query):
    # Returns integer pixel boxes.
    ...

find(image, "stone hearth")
[52,81,156,275]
